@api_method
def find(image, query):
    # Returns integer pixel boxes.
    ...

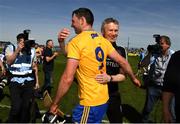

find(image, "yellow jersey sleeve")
[67,39,80,60]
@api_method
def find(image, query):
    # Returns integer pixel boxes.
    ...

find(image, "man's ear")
[80,17,86,26]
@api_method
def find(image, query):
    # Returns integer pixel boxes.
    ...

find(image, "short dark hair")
[161,35,171,46]
[101,17,119,33]
[16,33,26,41]
[46,39,52,46]
[72,8,94,26]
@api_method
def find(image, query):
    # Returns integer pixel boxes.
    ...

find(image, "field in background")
[0,54,162,123]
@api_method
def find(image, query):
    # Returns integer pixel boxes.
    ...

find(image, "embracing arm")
[95,71,126,84]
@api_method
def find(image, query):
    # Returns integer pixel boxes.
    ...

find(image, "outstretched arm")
[108,50,141,87]
[50,58,79,114]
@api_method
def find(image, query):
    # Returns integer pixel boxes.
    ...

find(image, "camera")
[22,40,35,55]
[147,34,162,54]
[22,29,36,55]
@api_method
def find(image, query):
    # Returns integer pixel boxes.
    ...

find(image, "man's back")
[67,31,115,106]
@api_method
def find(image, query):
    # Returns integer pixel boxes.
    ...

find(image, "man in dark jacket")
[41,39,58,95]
[95,17,140,123]
[163,50,180,122]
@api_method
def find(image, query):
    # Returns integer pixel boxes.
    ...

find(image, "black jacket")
[106,42,126,95]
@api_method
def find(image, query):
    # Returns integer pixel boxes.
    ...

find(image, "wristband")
[109,75,113,82]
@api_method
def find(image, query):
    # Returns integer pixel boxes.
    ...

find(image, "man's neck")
[162,50,169,56]
[110,41,116,43]
[47,46,52,49]
[83,25,93,31]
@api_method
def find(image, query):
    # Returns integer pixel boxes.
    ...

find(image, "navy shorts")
[72,103,108,123]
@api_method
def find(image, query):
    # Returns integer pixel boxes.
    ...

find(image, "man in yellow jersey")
[50,8,141,123]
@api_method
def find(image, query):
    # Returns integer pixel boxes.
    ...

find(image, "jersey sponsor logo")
[91,33,98,39]
[106,61,119,68]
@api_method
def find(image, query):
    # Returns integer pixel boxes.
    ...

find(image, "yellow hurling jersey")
[67,31,115,106]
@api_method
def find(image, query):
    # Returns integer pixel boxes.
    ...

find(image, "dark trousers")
[175,106,180,122]
[142,86,163,123]
[8,81,34,123]
[42,70,52,94]
[107,92,123,123]
[142,86,175,122]
[176,111,180,122]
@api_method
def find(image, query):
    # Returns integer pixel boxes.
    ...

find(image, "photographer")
[5,32,39,123]
[141,35,175,122]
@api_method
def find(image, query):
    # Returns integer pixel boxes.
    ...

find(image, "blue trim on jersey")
[72,103,108,123]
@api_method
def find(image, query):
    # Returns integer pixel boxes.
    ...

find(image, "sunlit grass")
[0,55,162,122]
